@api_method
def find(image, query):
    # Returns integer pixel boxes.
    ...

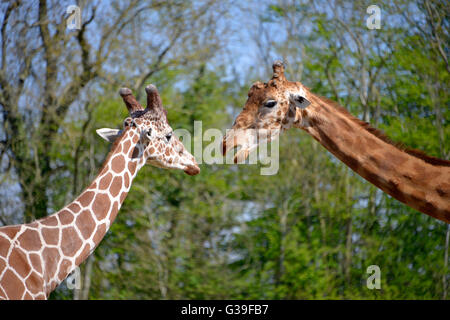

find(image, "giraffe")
[0,84,200,300]
[223,61,450,224]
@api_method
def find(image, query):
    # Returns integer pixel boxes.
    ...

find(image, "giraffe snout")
[184,164,200,176]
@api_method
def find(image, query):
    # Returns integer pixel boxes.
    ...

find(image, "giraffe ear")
[96,128,122,143]
[289,93,311,109]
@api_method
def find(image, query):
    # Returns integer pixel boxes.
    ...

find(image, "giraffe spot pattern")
[42,247,60,282]
[76,210,96,240]
[67,203,81,213]
[17,229,41,251]
[42,227,59,246]
[41,216,58,227]
[99,172,113,190]
[9,248,30,278]
[25,272,43,295]
[111,155,125,173]
[58,259,72,281]
[109,202,120,222]
[93,223,107,245]
[92,193,111,220]
[110,176,122,197]
[29,253,42,274]
[61,228,82,257]
[1,270,24,300]
[58,210,74,225]
[0,236,10,256]
[75,244,91,266]
[0,95,201,299]
[1,226,20,239]
[79,191,95,207]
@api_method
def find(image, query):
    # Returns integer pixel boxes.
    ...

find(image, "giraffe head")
[222,61,311,163]
[97,85,200,175]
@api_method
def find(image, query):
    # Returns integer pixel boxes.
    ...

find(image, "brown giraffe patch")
[93,223,107,245]
[436,183,449,197]
[17,229,41,251]
[120,191,128,204]
[9,248,30,278]
[25,272,43,295]
[128,161,137,176]
[1,226,20,239]
[0,236,10,256]
[61,228,82,257]
[29,253,42,274]
[124,172,130,189]
[111,155,125,173]
[99,172,113,190]
[76,210,96,239]
[123,140,131,154]
[79,191,95,207]
[41,216,58,227]
[2,269,25,299]
[110,176,122,197]
[58,210,74,225]
[67,203,81,213]
[131,132,139,143]
[42,247,60,281]
[109,202,120,222]
[42,227,58,245]
[58,259,72,280]
[75,244,91,266]
[92,193,111,220]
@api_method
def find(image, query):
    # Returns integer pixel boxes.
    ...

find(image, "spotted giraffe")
[0,85,200,299]
[223,61,450,223]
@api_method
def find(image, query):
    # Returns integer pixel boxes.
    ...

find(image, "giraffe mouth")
[222,129,261,163]
[184,164,200,175]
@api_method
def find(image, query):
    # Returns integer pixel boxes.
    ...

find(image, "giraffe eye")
[165,132,172,142]
[146,129,152,137]
[264,100,277,108]
[296,96,305,103]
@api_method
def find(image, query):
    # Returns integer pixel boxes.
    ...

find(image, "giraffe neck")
[296,93,450,223]
[0,127,145,299]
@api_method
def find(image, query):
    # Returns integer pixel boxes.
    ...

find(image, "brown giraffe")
[223,61,450,224]
[0,85,200,300]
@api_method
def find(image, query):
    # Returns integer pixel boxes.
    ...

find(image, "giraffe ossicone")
[223,61,450,224]
[0,85,199,300]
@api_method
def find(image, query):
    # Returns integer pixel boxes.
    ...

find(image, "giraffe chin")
[184,165,200,176]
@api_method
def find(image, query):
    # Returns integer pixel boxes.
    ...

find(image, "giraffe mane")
[314,94,450,167]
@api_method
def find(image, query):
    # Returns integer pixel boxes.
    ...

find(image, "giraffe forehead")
[134,116,169,132]
[247,81,300,102]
